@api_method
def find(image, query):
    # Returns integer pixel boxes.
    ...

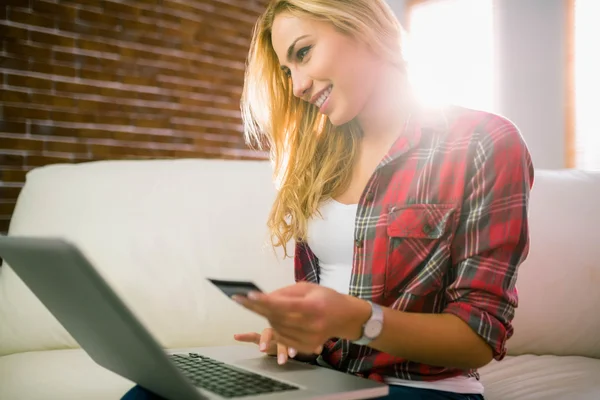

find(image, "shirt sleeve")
[443,116,534,361]
[294,240,320,284]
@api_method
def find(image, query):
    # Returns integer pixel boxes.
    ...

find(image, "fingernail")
[232,295,243,303]
[247,291,260,300]
[288,347,297,358]
[278,354,286,365]
[259,342,267,351]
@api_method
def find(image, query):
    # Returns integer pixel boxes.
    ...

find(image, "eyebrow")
[285,34,310,63]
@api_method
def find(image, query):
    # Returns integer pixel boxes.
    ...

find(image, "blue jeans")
[121,384,485,399]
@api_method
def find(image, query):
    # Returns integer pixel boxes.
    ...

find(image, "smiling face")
[270,12,384,126]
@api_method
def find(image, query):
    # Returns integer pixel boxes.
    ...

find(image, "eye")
[296,46,311,62]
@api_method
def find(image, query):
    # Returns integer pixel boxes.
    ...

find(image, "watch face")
[364,320,383,338]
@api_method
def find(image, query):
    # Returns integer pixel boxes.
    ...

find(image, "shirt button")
[355,239,363,248]
[422,224,433,235]
[365,191,374,202]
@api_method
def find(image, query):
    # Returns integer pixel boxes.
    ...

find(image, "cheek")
[338,60,377,105]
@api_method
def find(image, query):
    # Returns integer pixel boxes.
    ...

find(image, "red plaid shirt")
[295,105,534,382]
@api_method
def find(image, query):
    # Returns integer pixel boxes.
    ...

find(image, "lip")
[319,90,332,114]
[309,85,333,106]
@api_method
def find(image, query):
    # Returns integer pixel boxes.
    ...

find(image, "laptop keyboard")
[169,353,299,398]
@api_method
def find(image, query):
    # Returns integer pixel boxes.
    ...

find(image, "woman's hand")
[233,282,368,354]
[234,327,292,364]
[234,327,322,365]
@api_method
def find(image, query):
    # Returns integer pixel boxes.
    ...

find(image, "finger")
[277,342,288,365]
[259,328,273,353]
[272,330,322,356]
[233,332,260,344]
[288,346,298,359]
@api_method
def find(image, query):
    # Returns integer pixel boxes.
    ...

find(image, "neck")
[356,67,414,145]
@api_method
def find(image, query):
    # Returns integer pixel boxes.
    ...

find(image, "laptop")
[0,236,388,400]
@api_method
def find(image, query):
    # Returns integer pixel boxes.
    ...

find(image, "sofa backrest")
[1,160,598,359]
[0,159,294,356]
[507,169,600,358]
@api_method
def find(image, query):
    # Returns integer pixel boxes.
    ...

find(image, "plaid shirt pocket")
[385,203,457,301]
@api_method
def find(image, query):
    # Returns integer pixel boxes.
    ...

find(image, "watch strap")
[352,301,383,346]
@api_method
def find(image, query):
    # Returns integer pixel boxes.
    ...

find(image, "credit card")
[207,278,263,299]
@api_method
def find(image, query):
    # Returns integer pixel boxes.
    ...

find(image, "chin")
[326,110,355,127]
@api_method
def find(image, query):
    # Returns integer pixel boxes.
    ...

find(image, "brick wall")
[0,0,269,235]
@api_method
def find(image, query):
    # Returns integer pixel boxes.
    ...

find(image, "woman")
[123,0,533,399]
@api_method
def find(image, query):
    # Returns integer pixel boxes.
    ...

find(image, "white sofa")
[0,159,599,400]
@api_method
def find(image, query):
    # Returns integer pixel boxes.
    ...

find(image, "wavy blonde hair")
[241,0,405,257]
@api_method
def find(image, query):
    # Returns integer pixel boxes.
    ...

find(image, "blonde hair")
[241,0,405,257]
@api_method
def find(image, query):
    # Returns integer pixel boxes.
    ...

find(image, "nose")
[291,71,312,99]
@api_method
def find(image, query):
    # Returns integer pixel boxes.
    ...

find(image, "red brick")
[0,89,30,104]
[120,75,156,86]
[77,68,118,82]
[32,1,78,20]
[102,1,141,17]
[54,50,101,66]
[30,122,58,136]
[110,130,192,145]
[89,143,172,158]
[29,62,78,78]
[78,38,121,54]
[0,56,29,71]
[5,41,53,60]
[0,120,27,135]
[31,31,76,47]
[45,140,89,154]
[0,201,17,216]
[7,74,54,91]
[54,81,104,96]
[0,24,29,41]
[30,93,77,109]
[3,105,51,121]
[50,110,89,123]
[0,169,28,183]
[9,8,55,29]
[0,220,10,235]
[78,8,121,27]
[0,136,44,151]
[0,153,26,167]
[26,154,83,167]
[56,20,106,36]
[0,186,23,201]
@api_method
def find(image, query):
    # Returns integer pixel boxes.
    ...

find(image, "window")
[570,0,600,170]
[405,0,495,112]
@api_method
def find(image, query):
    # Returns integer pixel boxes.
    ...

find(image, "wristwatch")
[352,301,384,346]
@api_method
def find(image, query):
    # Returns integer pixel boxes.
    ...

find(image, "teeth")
[315,86,332,108]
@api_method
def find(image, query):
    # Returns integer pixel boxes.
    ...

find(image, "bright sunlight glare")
[405,0,494,112]
[575,0,600,170]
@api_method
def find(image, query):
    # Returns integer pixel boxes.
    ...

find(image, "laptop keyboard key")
[169,353,298,398]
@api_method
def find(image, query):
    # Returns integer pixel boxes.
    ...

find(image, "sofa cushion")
[1,349,598,400]
[0,159,295,356]
[479,354,600,400]
[0,349,133,400]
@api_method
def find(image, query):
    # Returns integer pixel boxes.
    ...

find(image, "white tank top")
[306,199,484,395]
